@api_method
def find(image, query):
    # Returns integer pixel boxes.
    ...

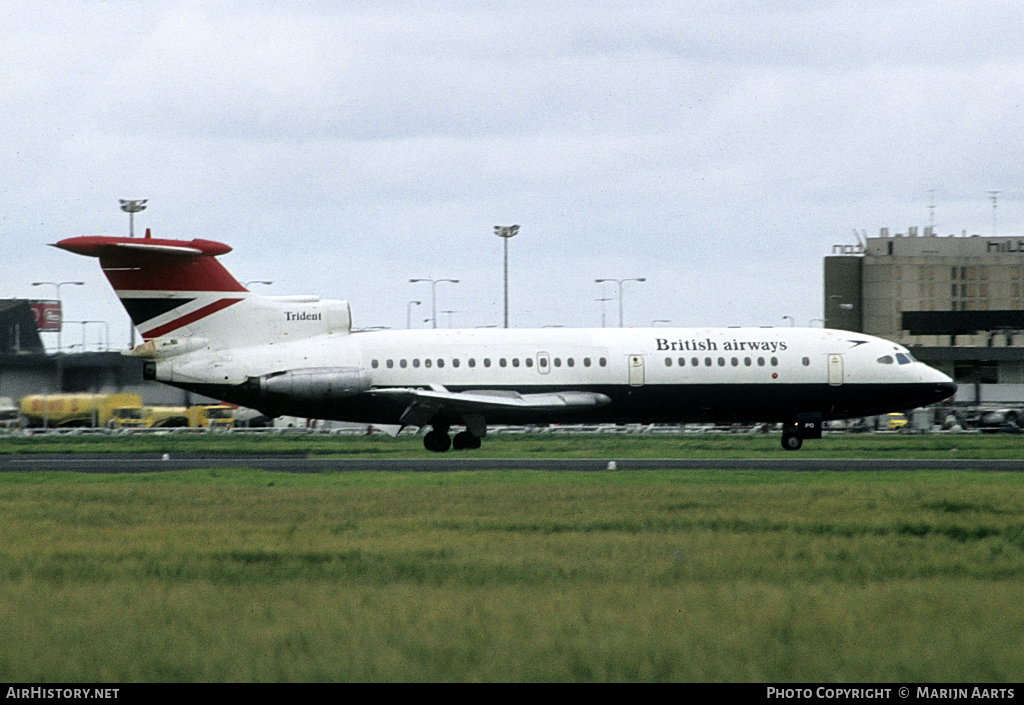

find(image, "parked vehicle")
[145,404,235,429]
[19,393,145,429]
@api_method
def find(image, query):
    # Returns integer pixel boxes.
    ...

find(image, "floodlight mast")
[119,199,148,237]
[494,225,520,328]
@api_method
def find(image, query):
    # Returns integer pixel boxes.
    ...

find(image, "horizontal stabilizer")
[53,235,232,258]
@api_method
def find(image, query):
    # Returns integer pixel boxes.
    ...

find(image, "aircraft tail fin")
[54,232,351,350]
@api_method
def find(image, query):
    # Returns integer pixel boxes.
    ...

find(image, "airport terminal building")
[825,227,1024,404]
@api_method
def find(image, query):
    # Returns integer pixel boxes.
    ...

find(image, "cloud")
[3,0,1023,347]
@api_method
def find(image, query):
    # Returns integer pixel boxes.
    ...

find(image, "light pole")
[596,297,614,328]
[595,278,646,328]
[119,199,148,237]
[407,301,421,329]
[410,278,459,329]
[494,225,520,328]
[32,281,83,352]
[81,320,110,351]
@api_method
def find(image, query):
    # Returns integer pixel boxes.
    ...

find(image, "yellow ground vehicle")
[883,412,908,430]
[145,404,235,429]
[19,393,145,429]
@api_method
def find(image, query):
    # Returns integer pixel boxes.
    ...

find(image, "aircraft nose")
[916,365,956,403]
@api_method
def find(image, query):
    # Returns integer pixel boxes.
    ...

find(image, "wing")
[367,385,611,433]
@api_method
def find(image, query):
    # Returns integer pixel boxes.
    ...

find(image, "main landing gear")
[423,425,482,452]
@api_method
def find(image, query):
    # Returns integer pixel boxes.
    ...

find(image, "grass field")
[2,428,1024,458]
[1,434,1023,682]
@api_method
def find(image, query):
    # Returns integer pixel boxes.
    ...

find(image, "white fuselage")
[153,325,955,427]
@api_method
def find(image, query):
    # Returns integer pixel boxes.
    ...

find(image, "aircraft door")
[828,354,844,386]
[629,354,645,387]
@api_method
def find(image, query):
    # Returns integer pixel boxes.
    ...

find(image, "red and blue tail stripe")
[54,234,247,341]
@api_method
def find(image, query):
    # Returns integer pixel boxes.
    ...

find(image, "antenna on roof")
[988,191,1000,236]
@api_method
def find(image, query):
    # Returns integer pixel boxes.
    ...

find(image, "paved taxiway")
[1,454,1022,473]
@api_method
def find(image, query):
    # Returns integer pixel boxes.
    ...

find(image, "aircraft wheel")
[452,431,481,450]
[423,430,452,453]
[781,433,803,451]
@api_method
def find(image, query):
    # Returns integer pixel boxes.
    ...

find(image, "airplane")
[54,231,956,451]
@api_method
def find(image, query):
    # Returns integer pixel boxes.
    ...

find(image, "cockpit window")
[895,353,912,365]
[877,355,894,365]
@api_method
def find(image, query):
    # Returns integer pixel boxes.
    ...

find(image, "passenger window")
[512,358,520,367]
[554,358,561,367]
[499,358,507,367]
[387,359,394,369]
[802,357,810,366]
[665,357,673,367]
[525,358,533,367]
[400,359,408,368]
[484,359,492,367]
[599,358,607,367]
[583,358,591,367]
[371,359,379,369]
[744,357,752,366]
[413,359,421,368]
[437,359,444,368]
[468,358,476,367]
[567,358,575,367]
[424,359,432,368]
[757,357,765,367]
[770,357,778,366]
[453,359,460,368]
[679,358,686,367]
[705,358,712,367]
[718,358,725,367]
[731,357,738,366]
[692,358,699,367]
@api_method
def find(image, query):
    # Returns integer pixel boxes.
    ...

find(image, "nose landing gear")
[781,432,803,451]
[781,413,822,451]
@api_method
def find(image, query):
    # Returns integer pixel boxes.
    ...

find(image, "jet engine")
[252,367,372,402]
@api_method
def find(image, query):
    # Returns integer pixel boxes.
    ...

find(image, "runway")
[1,454,1022,473]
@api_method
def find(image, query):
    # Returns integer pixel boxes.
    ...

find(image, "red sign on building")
[30,300,62,332]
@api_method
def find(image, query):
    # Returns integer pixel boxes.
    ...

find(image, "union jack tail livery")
[54,231,352,355]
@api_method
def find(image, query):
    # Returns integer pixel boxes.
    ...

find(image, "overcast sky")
[4,0,1022,350]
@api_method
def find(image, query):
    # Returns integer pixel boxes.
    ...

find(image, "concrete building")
[824,227,1024,405]
[1,299,223,407]
[0,300,46,355]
